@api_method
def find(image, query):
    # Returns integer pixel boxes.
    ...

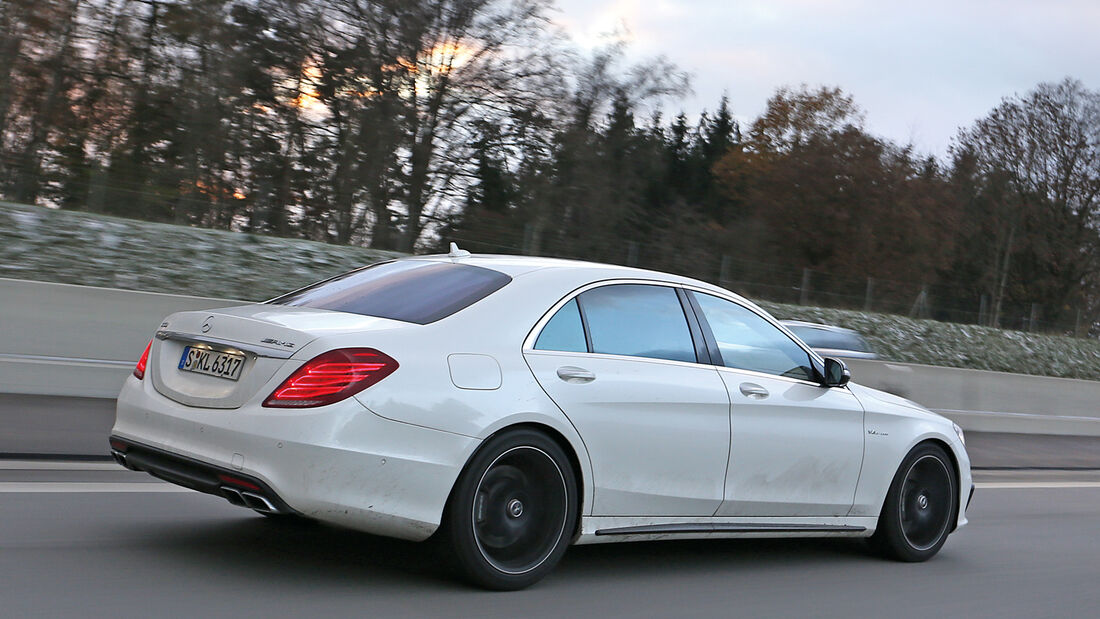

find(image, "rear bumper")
[112,375,480,541]
[110,436,298,515]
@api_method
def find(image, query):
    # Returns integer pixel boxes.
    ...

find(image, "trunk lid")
[149,304,407,409]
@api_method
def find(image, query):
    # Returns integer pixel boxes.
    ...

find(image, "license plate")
[178,346,246,381]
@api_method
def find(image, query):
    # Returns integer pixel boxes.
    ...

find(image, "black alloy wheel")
[444,429,577,590]
[871,443,958,562]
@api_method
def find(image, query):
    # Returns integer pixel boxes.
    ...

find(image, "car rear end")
[110,259,515,540]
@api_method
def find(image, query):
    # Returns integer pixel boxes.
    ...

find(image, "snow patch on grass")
[0,202,401,301]
[759,301,1100,381]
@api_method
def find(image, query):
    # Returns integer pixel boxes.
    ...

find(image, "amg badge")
[260,338,295,348]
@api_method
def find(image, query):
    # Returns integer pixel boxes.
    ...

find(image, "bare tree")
[955,79,1100,326]
[5,0,83,204]
[308,0,565,251]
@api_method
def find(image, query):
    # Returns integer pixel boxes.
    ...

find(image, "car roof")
[385,252,793,327]
[406,252,736,295]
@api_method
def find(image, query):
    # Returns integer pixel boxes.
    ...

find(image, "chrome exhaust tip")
[111,449,136,470]
[240,491,278,513]
[220,486,247,507]
[219,486,278,513]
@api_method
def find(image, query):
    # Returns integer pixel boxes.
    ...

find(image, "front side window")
[269,260,511,325]
[692,292,815,381]
[578,284,696,363]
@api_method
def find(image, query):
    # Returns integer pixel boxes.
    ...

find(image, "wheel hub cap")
[507,498,524,518]
[917,494,929,510]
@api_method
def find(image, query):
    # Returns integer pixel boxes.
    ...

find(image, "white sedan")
[110,249,972,589]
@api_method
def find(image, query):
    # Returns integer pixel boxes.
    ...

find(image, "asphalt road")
[0,393,115,457]
[2,464,1099,618]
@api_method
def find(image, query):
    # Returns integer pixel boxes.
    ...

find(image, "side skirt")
[576,516,877,545]
[596,523,866,536]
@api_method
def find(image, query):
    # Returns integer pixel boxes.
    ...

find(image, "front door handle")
[739,382,769,399]
[557,366,596,384]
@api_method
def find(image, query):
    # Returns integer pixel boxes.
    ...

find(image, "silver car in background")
[781,321,877,360]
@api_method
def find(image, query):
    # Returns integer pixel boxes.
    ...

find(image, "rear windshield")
[268,261,512,324]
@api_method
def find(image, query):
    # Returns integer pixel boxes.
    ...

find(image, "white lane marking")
[935,408,1100,423]
[976,481,1100,489]
[6,482,1100,493]
[0,352,133,367]
[0,483,192,493]
[0,460,124,471]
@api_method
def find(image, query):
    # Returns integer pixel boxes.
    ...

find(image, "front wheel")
[444,429,577,590]
[871,443,958,562]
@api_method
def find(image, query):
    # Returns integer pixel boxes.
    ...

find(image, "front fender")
[851,409,972,529]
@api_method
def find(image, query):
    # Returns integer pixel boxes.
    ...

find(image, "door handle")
[556,366,596,384]
[739,382,769,399]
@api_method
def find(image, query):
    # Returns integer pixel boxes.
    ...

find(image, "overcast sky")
[551,0,1100,158]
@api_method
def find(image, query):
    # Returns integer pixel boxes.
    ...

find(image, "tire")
[871,443,958,562]
[443,429,578,590]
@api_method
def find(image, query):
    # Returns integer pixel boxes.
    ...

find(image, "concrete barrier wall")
[0,278,239,399]
[846,359,1100,437]
[1,277,1098,447]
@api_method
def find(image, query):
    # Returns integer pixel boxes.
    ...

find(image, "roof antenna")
[448,242,471,258]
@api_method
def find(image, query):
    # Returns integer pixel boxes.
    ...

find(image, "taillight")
[134,340,152,380]
[262,348,399,408]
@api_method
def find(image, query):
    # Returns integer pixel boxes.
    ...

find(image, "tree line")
[2,0,1099,333]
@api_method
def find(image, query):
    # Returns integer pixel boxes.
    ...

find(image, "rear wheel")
[444,429,577,590]
[871,443,957,561]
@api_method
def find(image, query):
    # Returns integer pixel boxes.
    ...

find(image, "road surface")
[1,463,1099,618]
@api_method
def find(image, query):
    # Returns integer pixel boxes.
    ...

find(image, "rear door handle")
[739,382,769,399]
[557,366,596,384]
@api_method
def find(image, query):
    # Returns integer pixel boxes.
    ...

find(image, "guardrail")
[1,277,1098,457]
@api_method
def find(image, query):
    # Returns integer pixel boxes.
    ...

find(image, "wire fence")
[719,261,1090,337]
[450,226,1095,338]
[3,196,1093,338]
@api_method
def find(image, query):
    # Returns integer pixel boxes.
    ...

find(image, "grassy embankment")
[4,201,1098,380]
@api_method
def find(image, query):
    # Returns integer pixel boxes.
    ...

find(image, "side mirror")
[823,357,851,387]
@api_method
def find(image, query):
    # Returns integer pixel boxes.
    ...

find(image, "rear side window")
[534,299,588,353]
[268,261,511,324]
[578,284,697,363]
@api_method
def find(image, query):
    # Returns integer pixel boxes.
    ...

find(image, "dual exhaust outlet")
[110,447,281,514]
[220,486,279,513]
